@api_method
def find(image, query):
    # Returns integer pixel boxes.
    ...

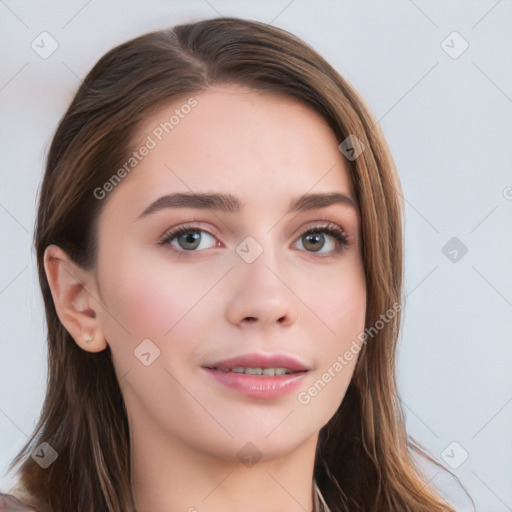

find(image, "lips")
[203,352,310,374]
[202,352,310,398]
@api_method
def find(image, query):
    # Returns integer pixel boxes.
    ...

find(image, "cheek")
[98,255,216,340]
[306,260,366,343]
[96,257,217,399]
[296,259,365,415]
[95,249,234,382]
[295,277,365,428]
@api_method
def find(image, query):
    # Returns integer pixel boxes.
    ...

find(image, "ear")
[43,244,108,353]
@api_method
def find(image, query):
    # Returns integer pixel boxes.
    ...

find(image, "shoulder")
[0,491,40,512]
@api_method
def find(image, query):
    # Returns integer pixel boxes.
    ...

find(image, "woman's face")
[92,84,366,461]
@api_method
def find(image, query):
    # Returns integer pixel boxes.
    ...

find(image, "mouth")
[201,352,310,398]
[202,351,310,375]
[203,365,307,376]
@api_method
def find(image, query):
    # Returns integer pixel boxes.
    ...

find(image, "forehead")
[103,84,355,218]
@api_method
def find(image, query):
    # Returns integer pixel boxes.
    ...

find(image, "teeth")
[229,367,292,375]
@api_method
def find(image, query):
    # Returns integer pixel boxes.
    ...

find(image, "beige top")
[0,491,38,511]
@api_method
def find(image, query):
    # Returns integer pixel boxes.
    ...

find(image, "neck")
[129,417,319,512]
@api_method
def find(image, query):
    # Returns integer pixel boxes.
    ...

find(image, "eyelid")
[158,221,222,246]
[299,220,347,236]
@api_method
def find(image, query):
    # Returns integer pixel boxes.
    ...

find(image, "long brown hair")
[7,17,459,512]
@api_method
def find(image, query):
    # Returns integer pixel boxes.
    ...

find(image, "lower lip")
[202,368,307,398]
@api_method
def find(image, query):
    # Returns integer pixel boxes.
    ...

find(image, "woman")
[1,17,462,512]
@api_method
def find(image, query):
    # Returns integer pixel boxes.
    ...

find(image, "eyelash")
[157,221,350,258]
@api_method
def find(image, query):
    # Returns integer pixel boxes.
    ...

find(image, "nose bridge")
[238,236,275,285]
[226,232,298,327]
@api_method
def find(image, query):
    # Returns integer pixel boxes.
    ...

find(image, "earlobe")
[43,244,108,353]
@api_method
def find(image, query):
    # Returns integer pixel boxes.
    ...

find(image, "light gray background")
[1,1,511,510]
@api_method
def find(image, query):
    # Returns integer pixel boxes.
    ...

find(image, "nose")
[225,245,299,329]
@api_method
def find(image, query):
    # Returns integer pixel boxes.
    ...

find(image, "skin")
[44,84,366,512]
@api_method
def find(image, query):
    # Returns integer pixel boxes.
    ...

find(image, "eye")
[158,226,219,252]
[293,223,349,255]
[158,222,349,256]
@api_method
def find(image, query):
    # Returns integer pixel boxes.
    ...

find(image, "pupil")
[179,232,200,250]
[304,233,324,251]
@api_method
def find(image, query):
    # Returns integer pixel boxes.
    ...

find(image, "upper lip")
[203,352,310,372]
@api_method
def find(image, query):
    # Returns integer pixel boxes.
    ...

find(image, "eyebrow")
[137,191,358,220]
